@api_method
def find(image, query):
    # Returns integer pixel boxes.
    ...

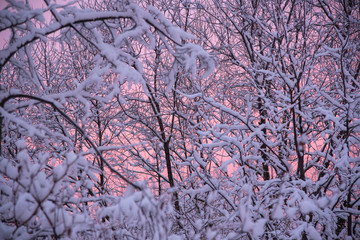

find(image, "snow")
[53,164,66,181]
[15,193,37,223]
[272,202,284,219]
[316,197,330,209]
[15,139,27,149]
[299,198,318,215]
[5,164,18,179]
[306,225,322,240]
[286,207,298,219]
[66,151,77,165]
[1,0,359,239]
[32,171,51,201]
[0,221,13,239]
[243,218,266,239]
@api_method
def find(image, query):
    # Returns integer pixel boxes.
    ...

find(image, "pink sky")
[0,0,62,48]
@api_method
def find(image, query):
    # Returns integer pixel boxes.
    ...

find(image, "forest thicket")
[0,0,359,239]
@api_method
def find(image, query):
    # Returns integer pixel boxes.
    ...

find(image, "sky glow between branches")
[0,0,359,239]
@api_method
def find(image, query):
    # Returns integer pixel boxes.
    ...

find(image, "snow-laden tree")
[178,0,360,239]
[1,0,359,239]
[0,0,213,238]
